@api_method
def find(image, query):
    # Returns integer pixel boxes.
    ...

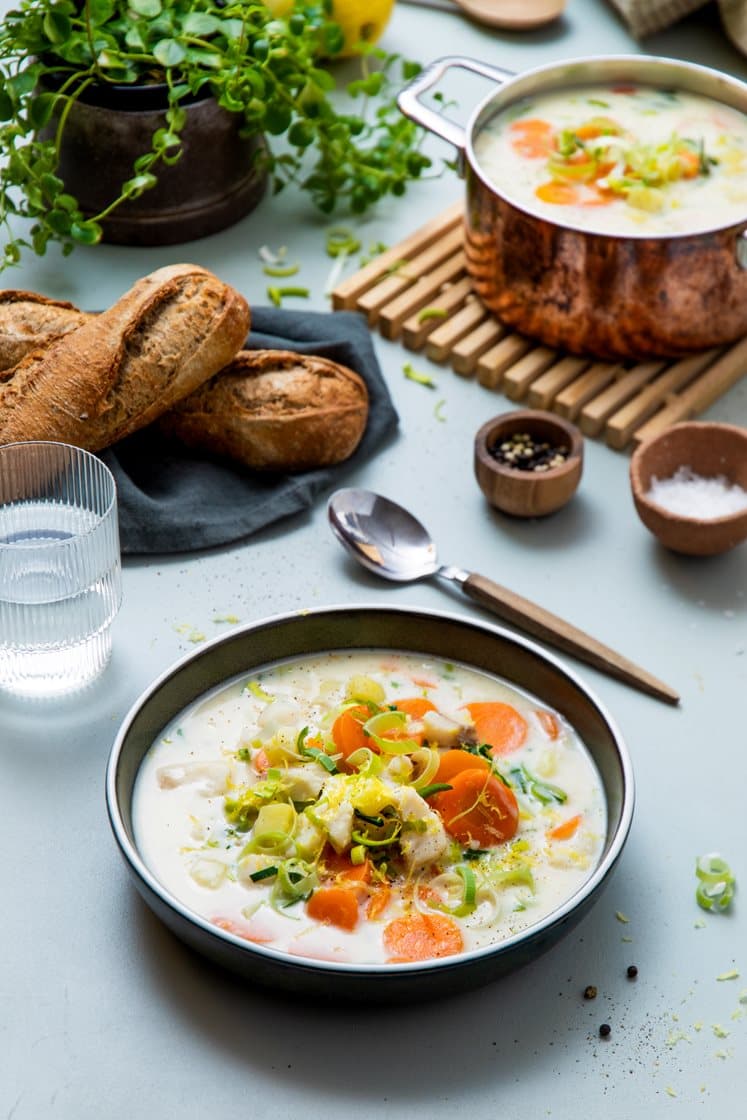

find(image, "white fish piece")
[395,785,449,869]
[283,765,327,802]
[421,709,469,748]
[156,761,231,795]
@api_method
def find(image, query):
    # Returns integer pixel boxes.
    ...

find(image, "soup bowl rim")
[105,602,635,997]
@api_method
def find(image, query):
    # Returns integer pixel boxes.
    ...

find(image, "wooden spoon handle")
[461,571,679,705]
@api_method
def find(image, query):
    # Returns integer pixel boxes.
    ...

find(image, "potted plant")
[0,0,431,262]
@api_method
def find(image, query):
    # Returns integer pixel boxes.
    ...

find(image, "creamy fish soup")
[473,83,747,235]
[133,652,606,966]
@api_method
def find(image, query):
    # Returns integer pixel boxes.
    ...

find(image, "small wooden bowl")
[474,410,583,517]
[630,422,747,556]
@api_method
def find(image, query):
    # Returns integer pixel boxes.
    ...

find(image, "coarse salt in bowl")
[630,422,747,556]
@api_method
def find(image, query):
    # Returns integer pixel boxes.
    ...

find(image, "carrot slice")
[367,887,392,920]
[331,704,378,766]
[212,917,273,943]
[430,768,519,846]
[536,709,560,740]
[393,697,437,719]
[548,813,583,841]
[509,118,555,158]
[253,748,270,774]
[383,911,464,962]
[535,180,582,205]
[435,748,490,784]
[466,701,528,755]
[306,887,359,931]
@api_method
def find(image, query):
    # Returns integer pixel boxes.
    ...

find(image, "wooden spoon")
[451,0,566,29]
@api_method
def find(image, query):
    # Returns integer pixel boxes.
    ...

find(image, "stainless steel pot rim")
[106,601,635,978]
[464,52,747,241]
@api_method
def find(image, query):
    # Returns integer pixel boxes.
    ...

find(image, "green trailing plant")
[0,0,433,269]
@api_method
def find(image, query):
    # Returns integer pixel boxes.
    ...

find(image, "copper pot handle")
[397,55,514,159]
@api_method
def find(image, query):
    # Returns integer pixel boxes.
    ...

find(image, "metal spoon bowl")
[328,487,679,706]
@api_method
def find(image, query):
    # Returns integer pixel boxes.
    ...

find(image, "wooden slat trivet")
[331,204,747,450]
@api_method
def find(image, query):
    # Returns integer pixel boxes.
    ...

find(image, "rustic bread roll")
[0,264,250,451]
[0,291,93,375]
[160,348,369,471]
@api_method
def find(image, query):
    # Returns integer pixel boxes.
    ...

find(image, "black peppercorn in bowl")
[474,409,584,517]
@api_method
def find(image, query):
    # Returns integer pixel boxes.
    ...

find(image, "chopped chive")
[249,865,278,882]
[302,746,338,774]
[417,306,448,323]
[267,285,310,306]
[354,808,385,826]
[325,227,361,258]
[434,398,446,422]
[418,782,453,798]
[403,361,437,389]
[262,263,300,278]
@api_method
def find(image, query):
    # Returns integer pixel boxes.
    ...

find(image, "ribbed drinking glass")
[0,441,122,698]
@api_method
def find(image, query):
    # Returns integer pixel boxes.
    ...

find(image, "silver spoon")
[328,488,679,706]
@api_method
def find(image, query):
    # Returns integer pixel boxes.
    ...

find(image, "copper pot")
[399,55,747,360]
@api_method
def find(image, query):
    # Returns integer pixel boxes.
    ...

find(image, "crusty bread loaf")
[160,349,369,471]
[0,264,250,451]
[0,291,93,375]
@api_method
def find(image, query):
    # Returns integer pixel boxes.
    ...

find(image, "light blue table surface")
[1,2,746,1117]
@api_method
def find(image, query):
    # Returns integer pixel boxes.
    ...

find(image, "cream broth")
[473,84,747,236]
[133,651,606,966]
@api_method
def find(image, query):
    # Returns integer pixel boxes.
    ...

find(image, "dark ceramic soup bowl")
[398,54,747,360]
[106,604,634,1004]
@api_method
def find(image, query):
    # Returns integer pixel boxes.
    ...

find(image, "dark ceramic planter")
[41,81,267,246]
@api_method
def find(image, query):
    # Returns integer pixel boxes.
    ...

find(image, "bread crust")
[0,264,250,451]
[0,291,93,375]
[160,348,369,471]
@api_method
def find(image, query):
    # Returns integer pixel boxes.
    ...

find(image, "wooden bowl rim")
[630,421,747,529]
[474,409,584,482]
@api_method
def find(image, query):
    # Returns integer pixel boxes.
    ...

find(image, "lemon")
[327,0,396,56]
[265,0,395,57]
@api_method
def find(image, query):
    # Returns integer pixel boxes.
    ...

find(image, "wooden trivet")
[331,201,747,450]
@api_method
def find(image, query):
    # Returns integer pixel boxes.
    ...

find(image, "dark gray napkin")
[101,308,398,554]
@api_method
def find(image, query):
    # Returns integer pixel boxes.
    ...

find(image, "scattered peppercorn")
[627,964,638,979]
[488,432,570,473]
[599,1023,611,1038]
[583,985,598,1000]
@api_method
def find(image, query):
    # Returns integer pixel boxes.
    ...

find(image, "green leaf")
[152,38,186,67]
[40,172,64,196]
[88,0,115,23]
[309,67,336,92]
[42,10,72,44]
[124,25,146,50]
[182,12,222,36]
[128,0,162,16]
[220,19,245,41]
[184,47,222,70]
[123,172,158,197]
[70,220,102,245]
[46,208,72,235]
[153,128,180,151]
[264,102,292,135]
[0,91,14,122]
[29,93,57,130]
[54,193,79,213]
